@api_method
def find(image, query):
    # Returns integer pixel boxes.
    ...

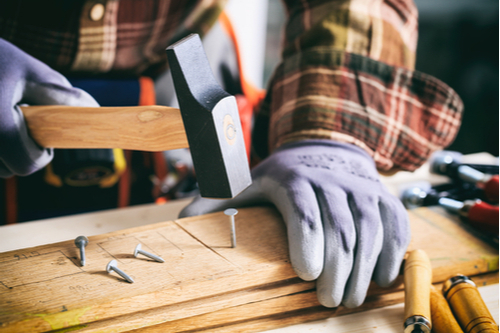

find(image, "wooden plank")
[139,273,497,333]
[0,206,497,333]
[0,208,295,333]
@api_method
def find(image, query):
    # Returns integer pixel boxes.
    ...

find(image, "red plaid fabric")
[0,0,463,172]
[253,0,463,171]
[0,0,224,76]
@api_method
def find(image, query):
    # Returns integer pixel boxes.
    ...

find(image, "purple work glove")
[180,140,410,308]
[0,38,98,177]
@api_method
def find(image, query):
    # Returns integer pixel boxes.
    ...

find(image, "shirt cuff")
[252,48,463,171]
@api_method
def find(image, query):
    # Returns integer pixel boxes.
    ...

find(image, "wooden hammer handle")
[21,105,189,151]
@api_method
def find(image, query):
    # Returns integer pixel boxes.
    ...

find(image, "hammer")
[19,34,251,199]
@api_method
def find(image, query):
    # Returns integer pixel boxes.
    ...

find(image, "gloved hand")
[180,140,410,308]
[0,38,98,177]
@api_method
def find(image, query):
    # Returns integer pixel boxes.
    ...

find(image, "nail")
[74,236,89,266]
[134,244,164,263]
[224,208,238,248]
[106,259,134,283]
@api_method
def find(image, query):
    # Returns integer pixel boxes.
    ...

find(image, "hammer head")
[166,34,252,199]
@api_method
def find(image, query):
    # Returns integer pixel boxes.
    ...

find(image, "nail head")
[134,244,142,257]
[106,259,117,273]
[224,208,238,216]
[75,235,89,246]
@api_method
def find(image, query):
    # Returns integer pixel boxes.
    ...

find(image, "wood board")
[0,206,497,333]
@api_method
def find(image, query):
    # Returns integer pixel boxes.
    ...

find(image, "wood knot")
[138,110,163,123]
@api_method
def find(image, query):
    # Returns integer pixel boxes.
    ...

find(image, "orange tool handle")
[444,276,499,333]
[484,175,499,202]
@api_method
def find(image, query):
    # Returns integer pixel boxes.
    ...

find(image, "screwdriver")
[430,152,499,202]
[443,275,499,333]
[430,284,464,333]
[402,187,499,235]
[404,249,432,333]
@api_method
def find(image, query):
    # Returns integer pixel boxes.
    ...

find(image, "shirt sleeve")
[252,0,463,172]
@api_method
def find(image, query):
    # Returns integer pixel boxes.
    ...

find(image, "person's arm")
[182,0,463,309]
[252,0,462,171]
[0,39,99,177]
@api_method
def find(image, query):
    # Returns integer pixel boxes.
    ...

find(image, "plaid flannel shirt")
[0,0,463,172]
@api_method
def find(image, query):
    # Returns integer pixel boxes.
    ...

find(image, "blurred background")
[262,0,499,156]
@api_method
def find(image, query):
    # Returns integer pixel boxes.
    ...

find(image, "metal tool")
[224,208,238,248]
[430,151,499,202]
[74,236,88,267]
[106,259,134,283]
[404,249,432,333]
[443,275,499,333]
[19,34,251,199]
[402,186,499,235]
[134,244,164,263]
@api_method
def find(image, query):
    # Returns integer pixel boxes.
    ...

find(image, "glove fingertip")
[178,200,201,218]
[316,282,343,308]
[289,242,324,281]
[317,293,342,308]
[294,267,322,282]
[373,258,403,288]
[342,293,365,309]
[178,197,229,218]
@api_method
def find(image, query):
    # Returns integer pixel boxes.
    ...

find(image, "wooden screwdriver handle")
[444,276,499,333]
[404,249,432,331]
[21,105,189,151]
[430,285,464,333]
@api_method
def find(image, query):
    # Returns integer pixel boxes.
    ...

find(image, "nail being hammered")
[224,208,238,248]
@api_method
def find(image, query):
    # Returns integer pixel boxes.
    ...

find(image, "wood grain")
[0,206,497,333]
[21,105,189,151]
[404,249,432,325]
[430,285,464,333]
[445,281,499,332]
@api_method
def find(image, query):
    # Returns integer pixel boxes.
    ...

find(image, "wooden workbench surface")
[0,203,498,333]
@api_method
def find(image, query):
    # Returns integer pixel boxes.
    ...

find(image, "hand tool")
[461,163,499,175]
[443,275,499,333]
[430,182,489,204]
[74,235,88,266]
[402,186,499,235]
[19,34,251,199]
[430,284,464,333]
[404,249,432,333]
[430,151,499,202]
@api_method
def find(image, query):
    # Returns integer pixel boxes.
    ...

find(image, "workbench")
[0,153,498,332]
